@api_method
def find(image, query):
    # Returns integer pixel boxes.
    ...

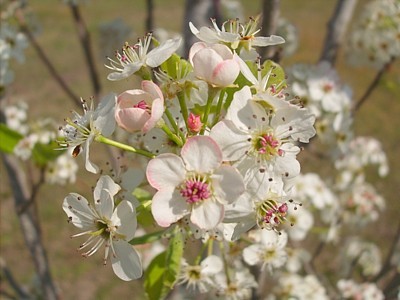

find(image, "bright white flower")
[337,279,384,300]
[269,273,329,300]
[211,86,315,182]
[335,136,389,181]
[13,134,38,160]
[189,42,240,87]
[115,80,164,133]
[346,0,400,69]
[59,93,116,173]
[178,255,223,293]
[106,33,182,81]
[215,264,257,300]
[292,173,337,210]
[63,175,142,281]
[4,102,29,135]
[243,229,288,272]
[45,152,79,185]
[342,238,382,277]
[284,205,313,241]
[340,182,385,226]
[146,136,245,230]
[189,17,284,56]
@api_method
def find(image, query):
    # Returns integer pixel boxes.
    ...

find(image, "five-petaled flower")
[63,175,142,281]
[146,136,245,230]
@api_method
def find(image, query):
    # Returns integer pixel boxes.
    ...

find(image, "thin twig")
[373,219,400,282]
[319,0,358,65]
[14,9,81,107]
[0,257,30,299]
[352,57,395,112]
[69,3,101,98]
[2,154,59,300]
[146,0,154,33]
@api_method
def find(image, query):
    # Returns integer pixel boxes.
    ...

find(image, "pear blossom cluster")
[55,12,397,300]
[346,0,400,69]
[287,61,353,153]
[337,279,385,300]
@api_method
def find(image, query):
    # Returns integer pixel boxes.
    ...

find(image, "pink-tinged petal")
[141,80,164,101]
[210,59,240,87]
[211,44,233,60]
[210,120,250,161]
[146,37,182,67]
[115,107,149,133]
[143,97,164,133]
[211,165,244,205]
[112,200,137,241]
[146,153,186,190]
[111,240,143,281]
[181,136,222,173]
[63,193,95,229]
[188,42,207,65]
[190,200,224,230]
[151,189,190,227]
[192,48,223,82]
[94,175,121,202]
[83,136,98,174]
[117,90,152,106]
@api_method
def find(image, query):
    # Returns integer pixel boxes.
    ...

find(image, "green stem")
[212,89,226,126]
[177,91,189,131]
[200,86,220,134]
[164,107,186,143]
[160,124,183,147]
[95,135,155,158]
[219,241,231,285]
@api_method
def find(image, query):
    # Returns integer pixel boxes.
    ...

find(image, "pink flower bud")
[188,112,202,133]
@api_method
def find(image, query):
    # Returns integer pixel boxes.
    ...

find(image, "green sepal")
[129,230,169,245]
[0,123,23,153]
[262,60,287,93]
[163,228,184,288]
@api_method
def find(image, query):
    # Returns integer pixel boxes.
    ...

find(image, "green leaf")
[129,230,168,245]
[163,230,184,288]
[31,141,64,166]
[144,251,169,300]
[0,123,23,153]
[143,229,184,300]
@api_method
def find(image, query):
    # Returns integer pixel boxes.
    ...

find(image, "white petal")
[201,255,223,275]
[111,240,143,281]
[94,175,121,202]
[146,37,182,67]
[93,93,116,137]
[95,189,114,220]
[83,136,98,174]
[151,189,190,227]
[243,244,263,266]
[63,193,95,229]
[234,53,258,85]
[210,120,249,161]
[252,35,285,47]
[181,136,222,173]
[146,153,186,190]
[190,200,224,230]
[211,165,244,205]
[107,63,142,81]
[112,200,137,241]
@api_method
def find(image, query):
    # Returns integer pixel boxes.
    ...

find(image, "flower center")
[253,132,284,160]
[180,177,211,204]
[256,198,288,230]
[134,100,150,111]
